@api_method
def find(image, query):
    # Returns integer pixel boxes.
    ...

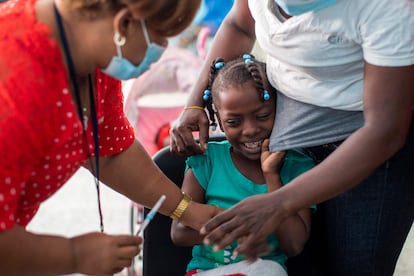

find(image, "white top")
[249,0,414,111]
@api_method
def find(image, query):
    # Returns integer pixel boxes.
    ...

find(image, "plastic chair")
[142,135,226,276]
[142,146,192,276]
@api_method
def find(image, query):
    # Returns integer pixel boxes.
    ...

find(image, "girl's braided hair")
[203,54,273,130]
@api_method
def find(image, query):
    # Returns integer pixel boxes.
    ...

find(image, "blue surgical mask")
[274,0,336,16]
[102,20,166,80]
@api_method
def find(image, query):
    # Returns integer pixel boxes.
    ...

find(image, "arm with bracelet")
[170,192,193,220]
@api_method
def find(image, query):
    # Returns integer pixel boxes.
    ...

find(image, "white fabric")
[194,259,287,276]
[249,0,414,111]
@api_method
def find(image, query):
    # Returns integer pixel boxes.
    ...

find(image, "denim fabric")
[288,117,414,276]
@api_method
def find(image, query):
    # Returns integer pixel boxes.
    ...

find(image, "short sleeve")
[185,152,213,191]
[281,149,316,211]
[359,0,414,66]
[95,71,135,156]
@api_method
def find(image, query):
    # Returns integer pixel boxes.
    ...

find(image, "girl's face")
[215,81,275,161]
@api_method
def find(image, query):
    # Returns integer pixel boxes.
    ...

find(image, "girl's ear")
[112,8,132,37]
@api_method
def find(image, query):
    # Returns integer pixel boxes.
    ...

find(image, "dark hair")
[67,0,201,37]
[203,54,274,130]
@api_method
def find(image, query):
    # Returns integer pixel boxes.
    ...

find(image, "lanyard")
[53,3,104,233]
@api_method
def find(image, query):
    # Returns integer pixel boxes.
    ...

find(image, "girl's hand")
[70,232,142,275]
[261,139,286,175]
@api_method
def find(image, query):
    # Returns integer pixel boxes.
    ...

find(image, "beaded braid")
[242,54,270,101]
[203,58,225,130]
[203,54,271,130]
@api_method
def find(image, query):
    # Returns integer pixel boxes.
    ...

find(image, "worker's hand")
[70,232,142,275]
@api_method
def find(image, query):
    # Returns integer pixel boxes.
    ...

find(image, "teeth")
[244,141,261,149]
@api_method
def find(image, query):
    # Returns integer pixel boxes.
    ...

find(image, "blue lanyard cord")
[53,3,104,233]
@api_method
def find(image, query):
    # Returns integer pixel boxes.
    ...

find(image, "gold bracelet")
[183,105,204,111]
[170,192,192,220]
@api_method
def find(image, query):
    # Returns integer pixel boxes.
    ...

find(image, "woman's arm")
[279,63,414,211]
[171,168,208,246]
[170,0,256,156]
[93,140,218,231]
[0,225,141,275]
[201,63,414,258]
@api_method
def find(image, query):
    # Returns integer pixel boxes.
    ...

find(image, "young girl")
[171,55,315,275]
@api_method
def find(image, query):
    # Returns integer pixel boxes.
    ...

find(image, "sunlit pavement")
[27,168,142,276]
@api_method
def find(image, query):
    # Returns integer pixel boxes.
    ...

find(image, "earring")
[113,32,126,46]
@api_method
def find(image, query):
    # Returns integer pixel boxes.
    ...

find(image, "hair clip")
[215,61,224,69]
[263,90,270,101]
[203,89,211,101]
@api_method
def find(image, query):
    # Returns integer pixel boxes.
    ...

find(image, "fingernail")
[200,227,206,235]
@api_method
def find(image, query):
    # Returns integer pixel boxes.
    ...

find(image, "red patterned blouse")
[0,0,135,230]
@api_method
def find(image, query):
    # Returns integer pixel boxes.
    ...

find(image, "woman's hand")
[170,108,210,156]
[70,232,142,275]
[200,193,291,260]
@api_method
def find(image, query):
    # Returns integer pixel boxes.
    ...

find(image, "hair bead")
[203,89,211,101]
[242,54,252,59]
[214,61,224,69]
[263,90,270,101]
[242,54,253,65]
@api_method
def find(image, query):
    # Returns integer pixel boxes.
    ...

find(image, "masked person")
[0,0,220,275]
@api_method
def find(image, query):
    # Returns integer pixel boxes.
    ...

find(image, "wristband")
[170,192,192,220]
[183,105,204,111]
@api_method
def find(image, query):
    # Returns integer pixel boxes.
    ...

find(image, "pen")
[135,194,166,235]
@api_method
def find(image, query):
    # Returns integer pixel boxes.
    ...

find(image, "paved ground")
[27,168,140,276]
[27,168,413,276]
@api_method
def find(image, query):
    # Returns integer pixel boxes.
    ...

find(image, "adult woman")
[0,0,218,275]
[170,0,414,275]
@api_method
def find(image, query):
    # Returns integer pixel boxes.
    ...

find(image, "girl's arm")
[261,140,311,256]
[170,168,208,246]
[264,172,311,257]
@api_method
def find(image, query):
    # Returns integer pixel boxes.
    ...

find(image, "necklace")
[53,3,104,233]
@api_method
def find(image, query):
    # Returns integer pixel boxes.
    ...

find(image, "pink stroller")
[124,46,203,156]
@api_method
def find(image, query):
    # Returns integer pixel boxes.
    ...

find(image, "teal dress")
[185,140,315,272]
